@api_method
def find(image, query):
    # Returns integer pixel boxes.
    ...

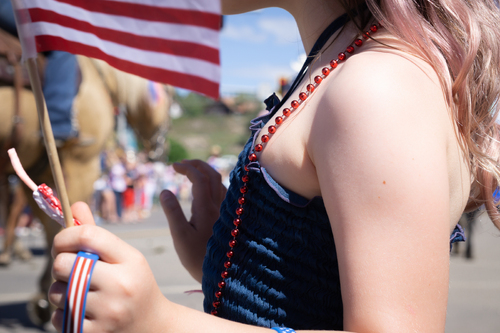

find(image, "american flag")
[14,0,221,98]
[63,252,99,333]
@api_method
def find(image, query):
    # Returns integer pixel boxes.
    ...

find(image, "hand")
[160,160,227,282]
[49,202,168,333]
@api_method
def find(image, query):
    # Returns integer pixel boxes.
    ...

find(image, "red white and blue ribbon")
[63,251,99,333]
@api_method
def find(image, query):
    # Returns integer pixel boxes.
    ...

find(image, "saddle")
[0,28,44,88]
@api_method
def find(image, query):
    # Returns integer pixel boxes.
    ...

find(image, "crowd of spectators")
[92,147,237,224]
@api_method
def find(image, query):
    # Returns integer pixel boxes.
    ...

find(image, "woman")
[49,0,500,332]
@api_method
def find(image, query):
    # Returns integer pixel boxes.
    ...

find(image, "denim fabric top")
[201,95,465,330]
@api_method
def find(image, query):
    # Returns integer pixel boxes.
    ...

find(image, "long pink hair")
[341,0,500,228]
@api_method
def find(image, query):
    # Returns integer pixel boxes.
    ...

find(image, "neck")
[283,0,347,53]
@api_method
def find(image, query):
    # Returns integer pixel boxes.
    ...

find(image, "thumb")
[160,190,188,228]
[71,201,96,226]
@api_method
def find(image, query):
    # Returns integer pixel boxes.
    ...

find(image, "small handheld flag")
[13,0,221,98]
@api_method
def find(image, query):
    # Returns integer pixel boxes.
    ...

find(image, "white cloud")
[257,17,301,44]
[221,17,300,45]
[290,53,307,72]
[221,23,267,43]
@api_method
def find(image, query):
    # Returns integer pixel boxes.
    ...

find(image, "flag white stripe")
[29,22,220,83]
[24,0,219,49]
[73,259,91,333]
[103,0,221,14]
[66,258,84,333]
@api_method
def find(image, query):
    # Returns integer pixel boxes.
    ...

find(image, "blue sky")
[219,8,305,99]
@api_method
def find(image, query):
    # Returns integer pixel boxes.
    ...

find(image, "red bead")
[261,135,269,143]
[244,164,249,171]
[238,197,246,205]
[231,229,240,237]
[282,108,291,117]
[299,92,308,101]
[291,100,299,109]
[221,271,229,279]
[248,153,257,162]
[242,175,249,182]
[233,218,241,226]
[322,67,330,76]
[226,250,234,258]
[229,240,237,248]
[370,24,378,32]
[218,281,226,288]
[211,310,218,316]
[215,291,222,298]
[314,75,322,84]
[338,52,346,61]
[213,301,221,308]
[224,261,232,269]
[240,186,248,194]
[255,144,263,152]
[354,39,363,46]
[268,125,276,134]
[275,116,283,125]
[306,84,315,92]
[346,46,354,54]
[330,59,338,68]
[236,207,244,216]
[363,32,370,39]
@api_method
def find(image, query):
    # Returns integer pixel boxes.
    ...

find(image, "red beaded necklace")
[211,23,381,316]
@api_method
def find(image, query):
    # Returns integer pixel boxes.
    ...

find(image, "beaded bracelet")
[271,328,296,333]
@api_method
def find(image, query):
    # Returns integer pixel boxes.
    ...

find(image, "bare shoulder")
[308,45,451,161]
[325,44,447,125]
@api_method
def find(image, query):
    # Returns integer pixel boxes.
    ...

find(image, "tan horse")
[0,56,171,325]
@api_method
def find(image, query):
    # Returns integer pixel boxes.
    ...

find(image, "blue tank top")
[202,96,465,330]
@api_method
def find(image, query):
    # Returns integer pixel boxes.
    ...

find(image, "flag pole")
[10,0,73,227]
[25,58,74,228]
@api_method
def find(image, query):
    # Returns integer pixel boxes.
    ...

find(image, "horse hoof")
[13,239,32,261]
[26,293,52,327]
[0,252,12,266]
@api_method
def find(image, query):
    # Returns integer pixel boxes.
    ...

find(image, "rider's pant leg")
[0,0,17,35]
[43,51,79,141]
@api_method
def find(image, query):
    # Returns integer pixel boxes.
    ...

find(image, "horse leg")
[0,177,12,265]
[0,180,30,265]
[23,189,61,326]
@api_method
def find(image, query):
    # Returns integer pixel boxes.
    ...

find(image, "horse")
[0,46,171,325]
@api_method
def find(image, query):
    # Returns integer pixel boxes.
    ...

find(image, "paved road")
[0,207,498,332]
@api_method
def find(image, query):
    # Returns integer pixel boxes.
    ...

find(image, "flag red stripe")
[28,8,219,64]
[64,256,80,333]
[71,258,86,333]
[35,35,219,98]
[52,0,221,30]
[77,259,91,333]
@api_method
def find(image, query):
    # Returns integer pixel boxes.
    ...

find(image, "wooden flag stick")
[25,57,74,228]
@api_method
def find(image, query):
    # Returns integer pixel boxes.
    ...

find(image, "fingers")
[52,252,112,286]
[160,190,188,230]
[51,224,137,264]
[189,160,226,202]
[173,160,224,207]
[49,277,108,314]
[174,160,223,195]
[52,308,95,333]
[71,202,95,226]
